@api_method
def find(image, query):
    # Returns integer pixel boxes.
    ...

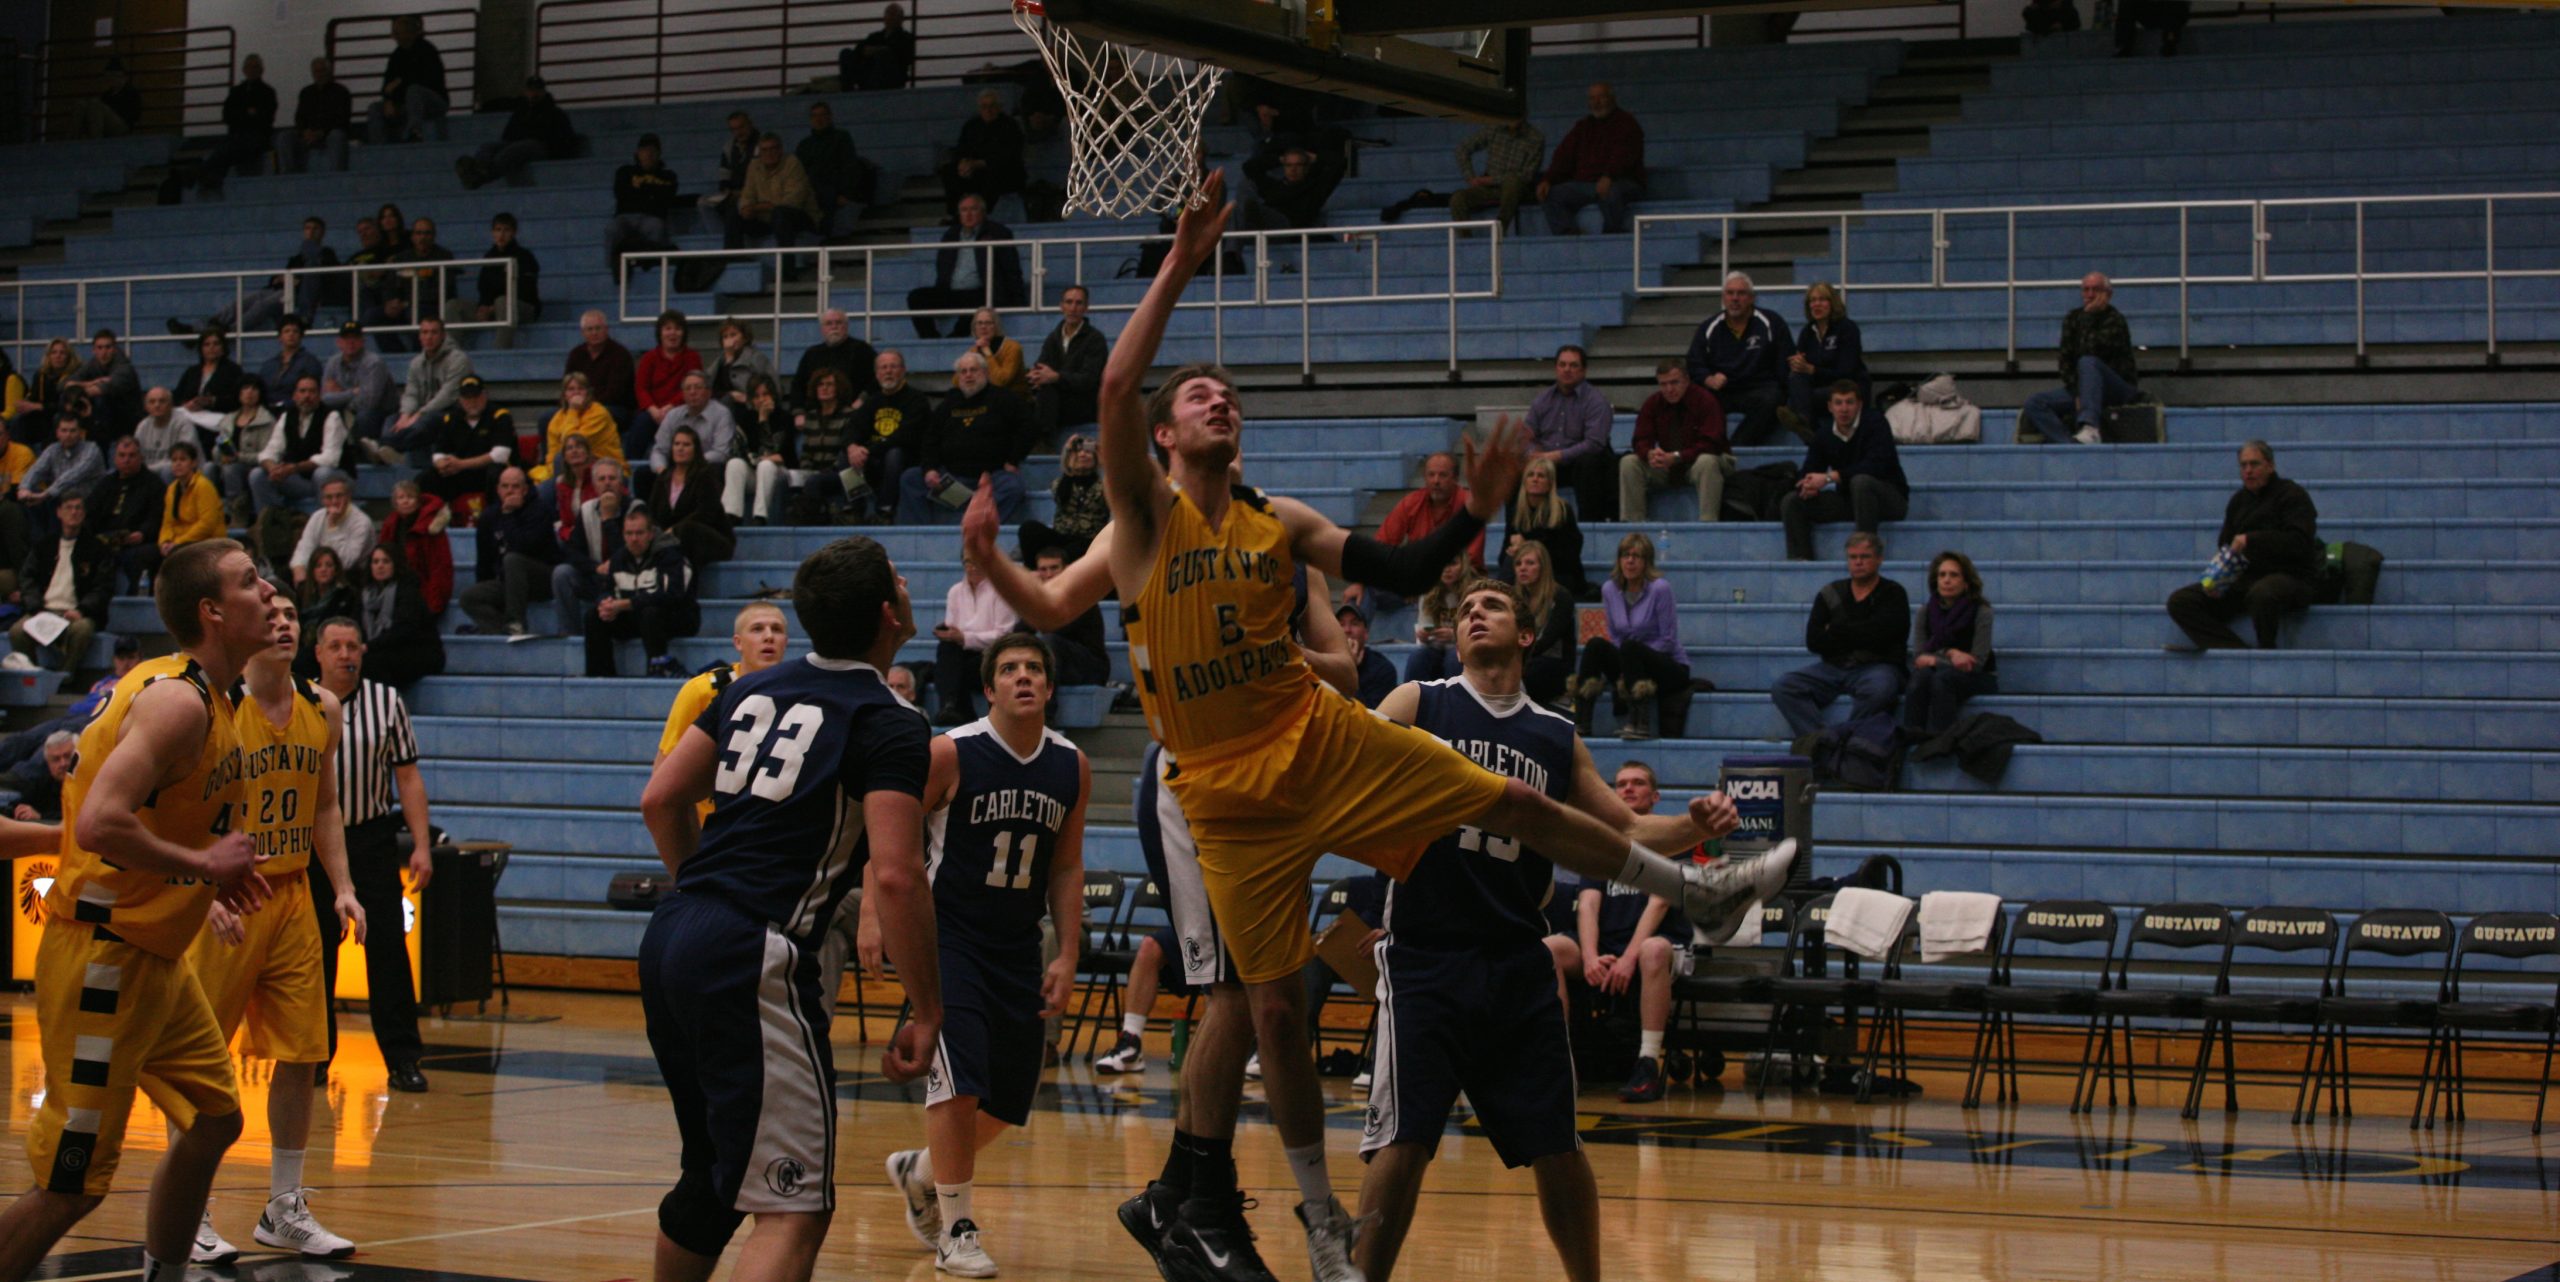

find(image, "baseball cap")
[337,321,364,338]
[458,375,487,395]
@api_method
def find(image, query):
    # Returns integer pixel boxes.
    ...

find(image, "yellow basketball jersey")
[660,662,734,822]
[46,654,247,960]
[1125,484,1318,762]
[235,677,330,877]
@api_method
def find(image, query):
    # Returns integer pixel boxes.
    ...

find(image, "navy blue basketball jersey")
[1573,872,1695,948]
[926,718,1084,955]
[1385,676,1577,951]
[684,656,930,946]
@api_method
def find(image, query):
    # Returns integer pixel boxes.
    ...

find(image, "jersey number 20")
[715,695,823,800]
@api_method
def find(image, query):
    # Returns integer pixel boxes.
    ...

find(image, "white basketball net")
[1013,1,1228,218]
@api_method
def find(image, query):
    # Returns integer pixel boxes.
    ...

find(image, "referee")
[310,616,436,1093]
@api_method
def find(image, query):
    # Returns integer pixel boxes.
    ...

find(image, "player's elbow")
[867,853,923,905]
[638,776,691,827]
[72,809,120,859]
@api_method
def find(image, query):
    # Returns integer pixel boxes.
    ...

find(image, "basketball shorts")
[639,893,837,1217]
[187,874,330,1065]
[1362,939,1581,1170]
[1168,686,1511,985]
[26,921,241,1196]
[924,944,1044,1128]
[1137,747,1230,988]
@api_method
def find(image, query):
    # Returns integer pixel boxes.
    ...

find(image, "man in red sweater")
[1537,83,1645,235]
[1343,450,1484,617]
[1618,361,1730,522]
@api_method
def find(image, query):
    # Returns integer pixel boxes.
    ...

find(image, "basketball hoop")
[1013,0,1228,218]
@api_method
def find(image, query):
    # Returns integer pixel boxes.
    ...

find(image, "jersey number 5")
[714,695,824,800]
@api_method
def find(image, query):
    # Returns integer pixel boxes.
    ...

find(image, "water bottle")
[1655,526,1674,563]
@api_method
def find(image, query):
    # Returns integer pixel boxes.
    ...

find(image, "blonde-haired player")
[180,593,365,1263]
[0,539,274,1282]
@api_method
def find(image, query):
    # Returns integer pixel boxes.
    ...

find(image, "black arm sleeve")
[1339,508,1489,595]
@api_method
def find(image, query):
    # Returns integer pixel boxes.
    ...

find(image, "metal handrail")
[326,9,479,109]
[35,25,237,142]
[1632,191,2560,366]
[535,0,1014,106]
[616,221,1503,378]
[4,258,522,368]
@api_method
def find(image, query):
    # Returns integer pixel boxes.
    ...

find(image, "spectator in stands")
[841,4,916,91]
[1537,83,1645,236]
[0,639,132,771]
[932,554,1020,724]
[647,425,736,570]
[2115,0,2190,55]
[7,493,109,670]
[586,508,698,678]
[797,100,875,236]
[1574,532,1689,741]
[1331,602,1397,709]
[1345,450,1484,618]
[151,442,222,584]
[379,479,453,613]
[19,414,106,539]
[342,218,394,329]
[1578,760,1696,1104]
[940,90,1027,218]
[261,314,325,401]
[422,376,513,516]
[1030,546,1109,689]
[197,54,278,197]
[849,350,929,514]
[733,132,820,250]
[1685,271,1800,446]
[1782,381,1910,562]
[968,309,1030,398]
[357,545,444,687]
[567,310,641,451]
[1904,550,1997,738]
[295,548,356,669]
[458,466,559,640]
[2166,440,2320,651]
[733,376,793,525]
[700,319,773,417]
[884,662,921,707]
[1402,556,1470,683]
[70,330,141,437]
[1237,146,1342,233]
[2023,0,2082,33]
[291,479,375,592]
[473,212,543,329]
[1622,359,1731,524]
[1525,344,1617,522]
[551,456,630,630]
[1017,432,1103,566]
[256,373,352,515]
[652,371,742,485]
[321,322,396,444]
[1510,540,1579,708]
[132,388,189,478]
[792,308,880,410]
[636,309,702,440]
[5,731,78,822]
[279,56,352,173]
[171,329,246,423]
[1450,117,1545,233]
[1503,457,1592,602]
[549,436,602,535]
[11,339,81,448]
[87,437,164,591]
[75,59,141,139]
[0,420,28,507]
[1788,281,1867,428]
[908,195,1026,338]
[789,368,866,522]
[199,376,276,524]
[1027,284,1108,441]
[608,134,683,275]
[377,316,473,468]
[178,223,337,337]
[375,217,459,341]
[458,76,578,189]
[369,15,450,144]
[1773,531,1909,738]
[902,351,1032,522]
[2022,272,2141,446]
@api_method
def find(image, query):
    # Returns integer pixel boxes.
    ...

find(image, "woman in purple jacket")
[1571,532,1693,740]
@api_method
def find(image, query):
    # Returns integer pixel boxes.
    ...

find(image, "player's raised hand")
[1169,170,1234,272]
[1462,415,1527,519]
[961,473,1002,566]
[1689,791,1741,841]
[880,1016,939,1084]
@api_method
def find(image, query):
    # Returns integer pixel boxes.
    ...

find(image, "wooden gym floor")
[0,990,2551,1281]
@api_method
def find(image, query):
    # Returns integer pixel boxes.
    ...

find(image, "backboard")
[1037,0,1531,122]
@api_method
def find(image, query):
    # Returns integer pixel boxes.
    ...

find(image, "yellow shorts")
[26,921,240,1196]
[187,874,329,1066]
[1168,685,1511,985]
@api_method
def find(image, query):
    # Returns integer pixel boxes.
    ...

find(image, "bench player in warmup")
[1093,171,1793,1282]
[636,538,944,1282]
[875,633,1090,1278]
[0,541,275,1282]
[182,593,366,1264]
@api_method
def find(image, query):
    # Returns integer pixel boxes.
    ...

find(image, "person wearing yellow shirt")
[968,308,1029,399]
[156,441,227,561]
[654,601,789,820]
[535,371,621,483]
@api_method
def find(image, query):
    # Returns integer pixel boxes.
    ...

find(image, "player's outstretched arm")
[1373,680,1422,727]
[1039,750,1092,1019]
[964,486,1115,631]
[1563,734,1714,854]
[1097,171,1232,531]
[1278,418,1530,596]
[1298,567,1359,700]
[640,725,715,876]
[0,815,58,858]
[77,682,259,892]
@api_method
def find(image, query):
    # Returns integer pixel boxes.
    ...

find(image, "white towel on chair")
[1918,891,2004,963]
[1826,887,1915,962]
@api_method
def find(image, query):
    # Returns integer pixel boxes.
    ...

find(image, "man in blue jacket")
[1683,272,1802,446]
[1780,382,1908,562]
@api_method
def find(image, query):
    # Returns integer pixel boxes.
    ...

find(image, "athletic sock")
[1159,1129,1199,1194]
[1284,1141,1332,1210]
[270,1148,306,1199]
[1619,841,1687,902]
[1187,1133,1238,1209]
[1638,1031,1665,1062]
[1121,1012,1149,1039]
[937,1182,974,1233]
[140,1252,176,1282]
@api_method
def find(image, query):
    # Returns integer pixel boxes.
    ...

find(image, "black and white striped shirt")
[336,678,419,826]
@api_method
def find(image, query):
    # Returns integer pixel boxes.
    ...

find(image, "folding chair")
[1863,904,2004,1105]
[1066,871,1140,1061]
[2182,906,2338,1120]
[1668,898,1796,1086]
[1754,894,1883,1099]
[2297,909,2453,1126]
[1966,900,2118,1109]
[1308,877,1380,1060]
[2421,911,2560,1134]
[2073,903,2232,1114]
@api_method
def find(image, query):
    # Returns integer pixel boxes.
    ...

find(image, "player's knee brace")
[659,1169,746,1258]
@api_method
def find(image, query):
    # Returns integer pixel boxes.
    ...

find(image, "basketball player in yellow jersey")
[1097,171,1792,1282]
[0,540,276,1282]
[179,594,364,1263]
[657,601,793,816]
